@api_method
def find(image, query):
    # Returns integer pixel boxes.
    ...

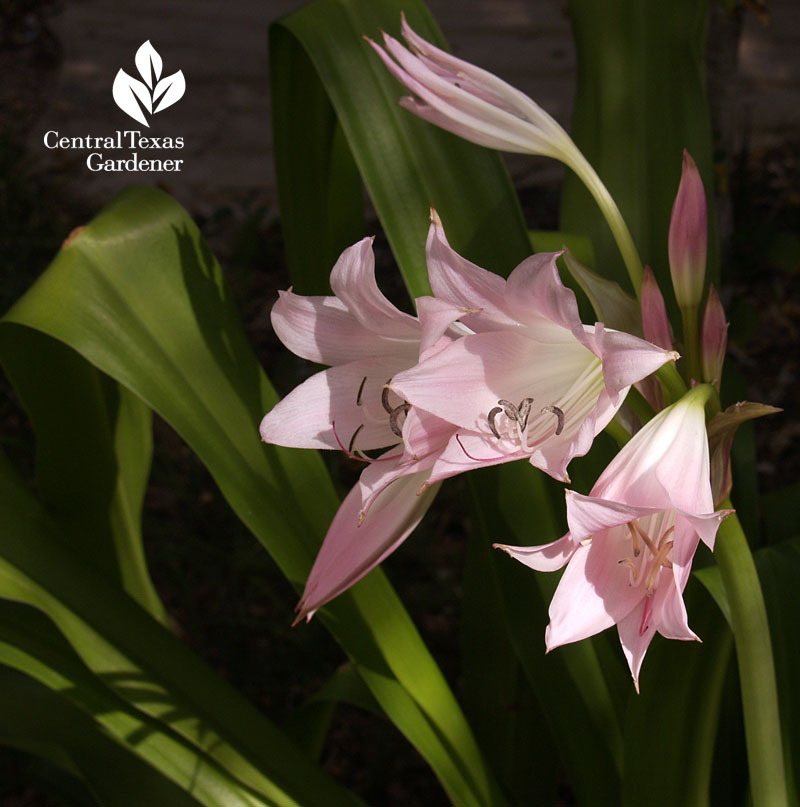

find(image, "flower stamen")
[630,519,659,555]
[626,522,642,557]
[485,397,565,451]
[356,375,367,406]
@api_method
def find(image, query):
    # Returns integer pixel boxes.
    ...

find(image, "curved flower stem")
[566,149,644,296]
[680,304,702,384]
[603,416,631,447]
[624,386,654,426]
[655,362,687,405]
[715,502,787,807]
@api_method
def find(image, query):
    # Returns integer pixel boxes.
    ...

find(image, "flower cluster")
[259,18,746,687]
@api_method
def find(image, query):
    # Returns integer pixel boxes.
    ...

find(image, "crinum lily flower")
[390,214,679,484]
[366,14,576,161]
[367,15,645,293]
[260,236,467,621]
[495,385,733,690]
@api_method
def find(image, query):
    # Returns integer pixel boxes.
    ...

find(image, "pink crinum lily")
[496,386,733,690]
[390,214,679,484]
[260,236,465,621]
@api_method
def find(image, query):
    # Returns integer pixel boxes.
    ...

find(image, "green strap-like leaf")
[2,186,502,807]
[0,450,361,807]
[562,0,717,312]
[0,663,206,807]
[621,577,733,806]
[0,327,165,623]
[270,0,531,299]
[467,464,624,806]
[697,538,800,803]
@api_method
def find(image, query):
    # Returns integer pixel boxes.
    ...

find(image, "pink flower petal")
[565,491,663,543]
[400,406,457,460]
[329,236,419,340]
[425,215,517,331]
[545,539,639,650]
[502,250,586,340]
[590,387,713,513]
[494,533,577,573]
[415,294,473,355]
[260,357,411,451]
[583,322,678,398]
[296,467,439,621]
[654,570,699,642]
[271,290,416,366]
[616,601,657,690]
[391,329,598,433]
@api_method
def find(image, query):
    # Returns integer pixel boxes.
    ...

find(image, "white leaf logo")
[153,71,186,113]
[112,41,185,126]
[135,40,162,88]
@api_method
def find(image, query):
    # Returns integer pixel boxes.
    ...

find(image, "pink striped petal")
[260,357,410,451]
[415,294,473,355]
[329,236,419,340]
[295,467,439,621]
[494,533,577,573]
[271,290,416,366]
[425,214,516,331]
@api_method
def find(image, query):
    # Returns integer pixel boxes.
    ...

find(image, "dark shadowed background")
[2,1,799,804]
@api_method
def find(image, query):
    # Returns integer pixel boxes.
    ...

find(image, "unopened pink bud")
[668,150,707,309]
[641,266,673,350]
[701,285,728,391]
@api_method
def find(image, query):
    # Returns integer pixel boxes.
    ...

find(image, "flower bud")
[668,150,707,310]
[641,265,673,350]
[701,284,728,391]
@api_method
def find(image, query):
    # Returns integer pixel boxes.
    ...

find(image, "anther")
[497,399,521,423]
[517,397,534,430]
[356,376,367,406]
[487,406,504,439]
[389,403,411,437]
[540,405,565,435]
[381,380,394,415]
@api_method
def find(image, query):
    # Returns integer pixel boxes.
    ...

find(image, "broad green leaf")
[621,578,733,807]
[468,464,623,807]
[562,0,717,312]
[2,186,502,807]
[697,538,800,803]
[0,327,165,622]
[0,658,205,807]
[462,480,560,806]
[270,0,531,299]
[269,32,364,295]
[0,450,361,807]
